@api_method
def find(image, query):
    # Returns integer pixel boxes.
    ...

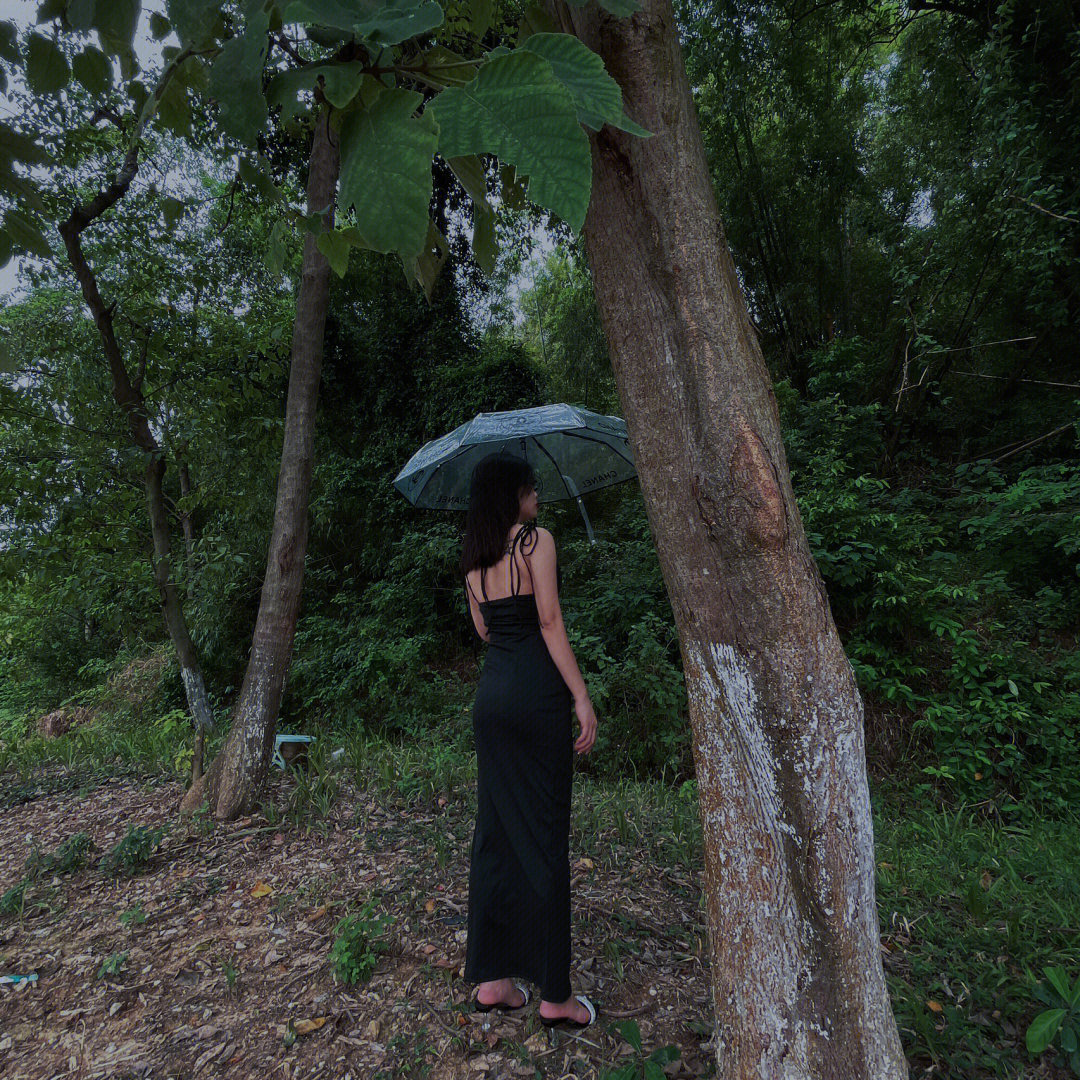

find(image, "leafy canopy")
[0,0,651,304]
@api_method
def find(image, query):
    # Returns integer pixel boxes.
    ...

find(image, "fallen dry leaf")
[293,1016,328,1036]
[927,1001,943,1013]
[250,882,273,898]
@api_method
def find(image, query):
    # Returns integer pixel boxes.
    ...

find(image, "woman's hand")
[573,694,598,754]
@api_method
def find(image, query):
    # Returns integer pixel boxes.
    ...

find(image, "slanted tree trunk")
[544,0,908,1076]
[180,105,340,820]
[57,53,216,757]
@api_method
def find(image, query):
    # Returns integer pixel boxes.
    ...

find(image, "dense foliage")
[1,3,1078,1073]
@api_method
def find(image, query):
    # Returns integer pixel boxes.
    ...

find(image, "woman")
[460,452,599,1029]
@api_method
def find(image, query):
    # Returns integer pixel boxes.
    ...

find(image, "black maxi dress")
[463,520,574,1003]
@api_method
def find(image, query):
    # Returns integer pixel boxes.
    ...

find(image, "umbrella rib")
[556,428,637,470]
[533,437,577,503]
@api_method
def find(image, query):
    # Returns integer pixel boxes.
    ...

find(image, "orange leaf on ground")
[250,882,273,898]
[927,1001,943,1013]
[293,1016,328,1036]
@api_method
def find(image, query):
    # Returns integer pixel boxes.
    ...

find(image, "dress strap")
[509,520,538,596]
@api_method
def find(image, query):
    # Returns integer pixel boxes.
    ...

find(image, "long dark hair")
[460,453,537,583]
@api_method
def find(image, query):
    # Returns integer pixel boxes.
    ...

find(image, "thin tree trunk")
[180,105,340,820]
[545,0,908,1076]
[57,54,216,751]
[177,455,206,781]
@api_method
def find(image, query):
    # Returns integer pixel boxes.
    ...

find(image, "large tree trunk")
[180,106,340,820]
[545,0,908,1076]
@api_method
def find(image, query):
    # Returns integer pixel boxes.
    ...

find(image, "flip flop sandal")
[539,994,597,1029]
[473,981,531,1013]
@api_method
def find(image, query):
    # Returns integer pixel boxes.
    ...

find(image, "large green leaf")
[72,46,113,94]
[520,33,650,136]
[1027,1008,1066,1053]
[520,33,618,130]
[317,60,366,107]
[4,210,51,258]
[282,0,444,46]
[596,0,640,14]
[429,49,591,231]
[167,0,223,48]
[338,88,437,256]
[0,22,17,62]
[472,204,496,274]
[0,124,51,170]
[208,0,270,146]
[446,155,490,209]
[25,33,70,96]
[93,0,141,52]
[402,217,448,300]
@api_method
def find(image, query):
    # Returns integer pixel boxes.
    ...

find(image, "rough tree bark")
[180,105,340,820]
[544,0,908,1076]
[57,48,216,752]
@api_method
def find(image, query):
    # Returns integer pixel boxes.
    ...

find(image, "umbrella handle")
[561,474,596,545]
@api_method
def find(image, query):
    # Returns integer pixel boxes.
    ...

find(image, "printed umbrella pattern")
[392,404,637,543]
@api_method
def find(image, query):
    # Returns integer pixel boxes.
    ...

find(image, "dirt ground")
[0,764,716,1080]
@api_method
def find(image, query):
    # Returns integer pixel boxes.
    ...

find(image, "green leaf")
[421,46,477,88]
[596,0,640,14]
[36,0,67,22]
[94,0,141,50]
[0,124,51,169]
[446,154,490,209]
[0,338,15,374]
[613,1018,642,1052]
[1046,968,1074,1005]
[319,60,366,108]
[521,32,618,129]
[1027,1009,1066,1054]
[316,229,352,276]
[150,12,172,39]
[266,217,289,275]
[208,0,270,146]
[498,162,527,209]
[66,0,96,31]
[521,33,650,135]
[642,1063,666,1080]
[472,203,495,273]
[4,210,51,258]
[402,217,448,300]
[160,197,185,230]
[649,1046,682,1066]
[1062,1024,1078,1054]
[516,3,556,44]
[429,49,591,231]
[282,0,445,46]
[337,88,437,257]
[469,0,493,38]
[25,33,71,95]
[156,76,192,137]
[0,23,17,63]
[72,46,113,94]
[167,0,222,49]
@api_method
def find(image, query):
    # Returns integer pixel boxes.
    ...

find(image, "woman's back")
[466,521,538,604]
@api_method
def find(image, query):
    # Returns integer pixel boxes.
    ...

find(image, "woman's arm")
[465,579,489,642]
[524,527,589,701]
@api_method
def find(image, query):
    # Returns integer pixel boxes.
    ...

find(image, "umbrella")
[392,403,637,544]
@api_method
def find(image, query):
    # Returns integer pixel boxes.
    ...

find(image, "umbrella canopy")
[392,404,637,542]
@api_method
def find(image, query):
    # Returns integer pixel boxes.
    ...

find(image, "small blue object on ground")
[272,734,315,770]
